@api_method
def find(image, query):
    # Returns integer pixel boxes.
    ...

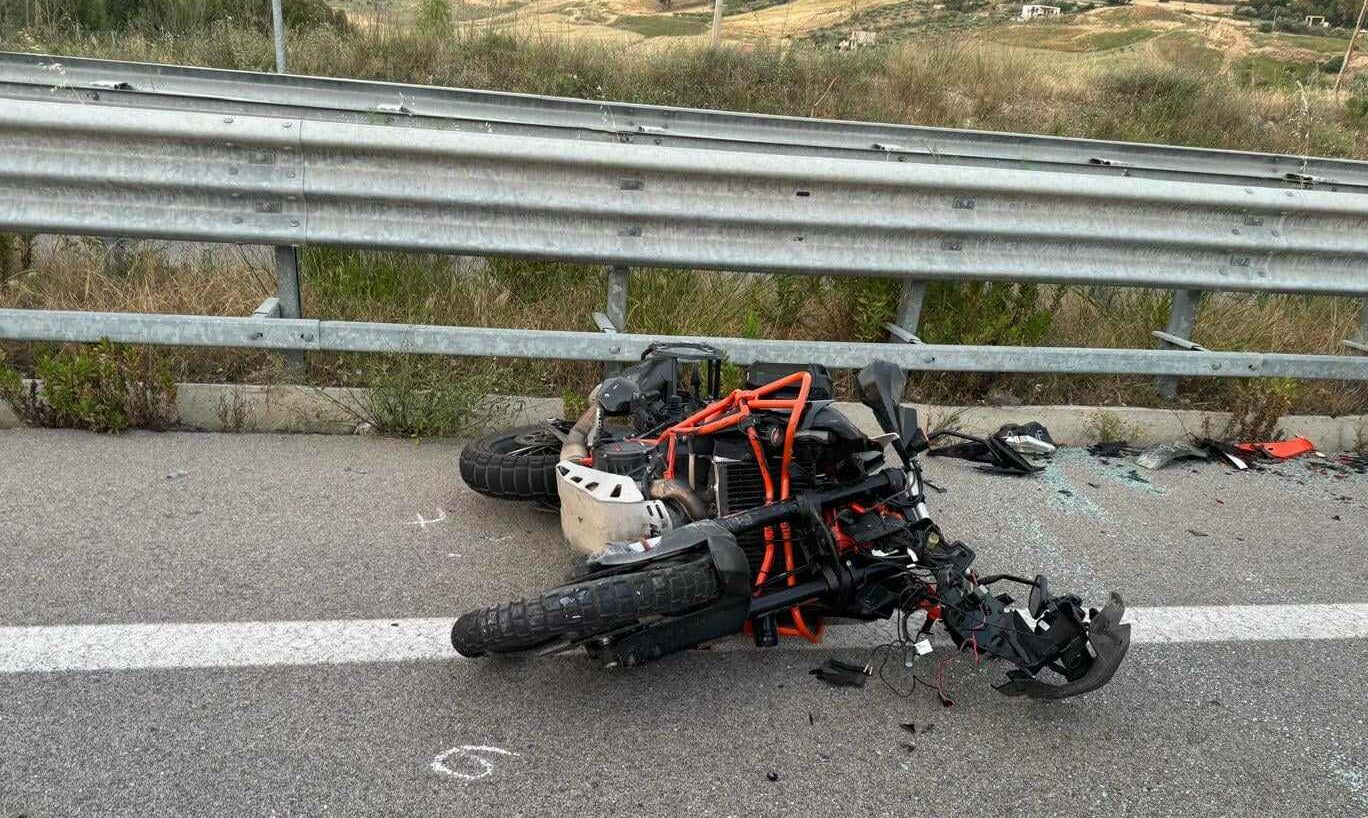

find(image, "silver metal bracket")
[1344,339,1368,354]
[592,312,619,334]
[251,297,281,319]
[883,322,924,345]
[1151,330,1208,352]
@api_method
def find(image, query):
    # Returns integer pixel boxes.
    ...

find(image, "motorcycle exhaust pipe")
[560,385,602,461]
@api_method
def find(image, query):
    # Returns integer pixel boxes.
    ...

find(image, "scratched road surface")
[2,428,1366,817]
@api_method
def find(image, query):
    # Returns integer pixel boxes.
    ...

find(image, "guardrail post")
[101,237,133,276]
[888,279,928,343]
[1156,289,1202,400]
[270,0,288,73]
[602,265,630,376]
[1346,300,1368,353]
[275,245,305,373]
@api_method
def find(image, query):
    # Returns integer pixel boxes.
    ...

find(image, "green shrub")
[831,276,901,343]
[1222,378,1298,441]
[0,342,177,432]
[320,356,521,438]
[920,282,1058,346]
[1347,76,1368,124]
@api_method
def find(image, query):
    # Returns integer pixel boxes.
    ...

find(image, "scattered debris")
[810,658,868,688]
[900,742,917,753]
[1040,463,1105,519]
[1087,441,1140,458]
[1188,529,1210,537]
[900,723,917,734]
[1002,422,1057,457]
[929,422,1053,475]
[1136,442,1208,470]
[1234,436,1315,461]
[165,470,189,480]
[766,771,779,782]
[922,479,948,495]
[1196,438,1250,470]
[1313,454,1368,476]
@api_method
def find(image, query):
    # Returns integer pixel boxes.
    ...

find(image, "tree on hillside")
[417,0,452,34]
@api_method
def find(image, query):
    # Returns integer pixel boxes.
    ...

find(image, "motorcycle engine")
[594,440,654,482]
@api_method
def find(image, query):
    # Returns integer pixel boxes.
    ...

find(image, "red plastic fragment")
[1233,436,1315,460]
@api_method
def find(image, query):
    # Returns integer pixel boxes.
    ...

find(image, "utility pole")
[1335,0,1368,93]
[711,0,723,46]
[271,0,288,73]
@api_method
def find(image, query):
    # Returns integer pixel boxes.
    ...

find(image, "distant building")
[1304,14,1328,26]
[1020,4,1062,19]
[838,29,878,50]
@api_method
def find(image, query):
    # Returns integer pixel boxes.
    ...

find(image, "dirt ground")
[336,0,1360,81]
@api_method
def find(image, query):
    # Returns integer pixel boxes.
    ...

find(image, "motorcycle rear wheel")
[451,557,722,657]
[458,424,562,503]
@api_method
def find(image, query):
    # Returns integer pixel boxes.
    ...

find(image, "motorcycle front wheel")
[451,557,722,657]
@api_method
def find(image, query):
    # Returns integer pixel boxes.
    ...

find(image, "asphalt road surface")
[2,428,1366,817]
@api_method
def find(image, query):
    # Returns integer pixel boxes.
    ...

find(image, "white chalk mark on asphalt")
[430,745,520,781]
[3,602,1368,674]
[404,508,447,528]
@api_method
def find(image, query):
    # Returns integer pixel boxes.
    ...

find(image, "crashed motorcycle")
[453,349,1129,700]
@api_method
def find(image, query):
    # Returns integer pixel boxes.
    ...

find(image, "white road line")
[0,617,455,674]
[2,603,1368,674]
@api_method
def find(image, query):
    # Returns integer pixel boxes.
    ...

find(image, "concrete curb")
[0,381,1364,450]
[0,381,563,437]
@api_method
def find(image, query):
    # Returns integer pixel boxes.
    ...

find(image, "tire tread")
[451,557,722,656]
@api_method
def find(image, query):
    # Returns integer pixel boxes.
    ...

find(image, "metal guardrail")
[5,97,1368,294]
[5,52,1368,192]
[0,55,1366,384]
[4,309,1365,380]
